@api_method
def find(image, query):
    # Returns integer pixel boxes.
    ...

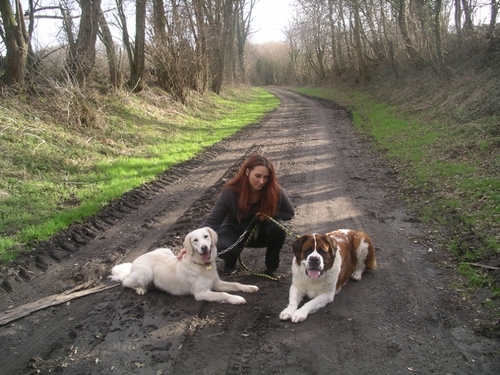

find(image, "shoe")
[224,266,237,275]
[264,269,279,278]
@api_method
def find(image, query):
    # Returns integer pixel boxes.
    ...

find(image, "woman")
[201,154,294,276]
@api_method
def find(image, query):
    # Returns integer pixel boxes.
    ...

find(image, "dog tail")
[109,263,133,282]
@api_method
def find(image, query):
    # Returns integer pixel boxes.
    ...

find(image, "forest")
[0,0,497,95]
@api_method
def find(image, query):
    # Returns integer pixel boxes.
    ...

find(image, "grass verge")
[0,86,279,261]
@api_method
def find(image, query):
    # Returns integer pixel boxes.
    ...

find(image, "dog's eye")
[317,248,327,255]
[193,238,199,242]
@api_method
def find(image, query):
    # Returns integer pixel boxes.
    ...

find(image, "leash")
[220,215,300,281]
[217,219,258,257]
[237,222,279,281]
[264,216,300,239]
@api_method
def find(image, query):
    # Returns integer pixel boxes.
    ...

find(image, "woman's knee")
[267,224,286,244]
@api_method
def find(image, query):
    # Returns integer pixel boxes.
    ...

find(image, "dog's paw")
[351,270,363,281]
[291,309,309,323]
[228,295,247,305]
[244,285,259,293]
[279,307,296,321]
[134,287,147,295]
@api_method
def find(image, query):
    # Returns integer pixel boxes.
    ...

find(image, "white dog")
[109,227,259,304]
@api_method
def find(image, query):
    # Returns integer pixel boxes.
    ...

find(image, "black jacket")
[201,187,294,233]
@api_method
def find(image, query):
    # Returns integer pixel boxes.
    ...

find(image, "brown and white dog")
[279,229,376,323]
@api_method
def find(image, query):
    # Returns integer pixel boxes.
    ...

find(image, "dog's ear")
[183,232,193,255]
[291,235,308,259]
[206,227,218,249]
[325,235,338,255]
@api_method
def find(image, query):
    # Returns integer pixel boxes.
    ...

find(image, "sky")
[250,0,294,44]
[21,0,294,48]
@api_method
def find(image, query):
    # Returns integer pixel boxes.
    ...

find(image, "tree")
[115,0,146,92]
[235,0,255,82]
[151,0,170,93]
[327,0,342,75]
[130,0,146,92]
[98,7,122,89]
[396,0,428,70]
[487,0,498,41]
[67,0,102,85]
[0,0,29,87]
[190,0,211,92]
[461,0,474,31]
[352,0,369,81]
[433,0,452,77]
[293,0,329,81]
[151,0,192,102]
[209,0,235,94]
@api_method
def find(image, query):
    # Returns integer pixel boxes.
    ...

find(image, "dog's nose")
[308,257,321,268]
[201,245,208,252]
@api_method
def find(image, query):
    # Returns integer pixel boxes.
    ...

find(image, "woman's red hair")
[224,154,281,221]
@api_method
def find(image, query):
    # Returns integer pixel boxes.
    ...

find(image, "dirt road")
[1,88,499,374]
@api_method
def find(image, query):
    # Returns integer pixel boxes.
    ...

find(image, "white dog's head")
[184,227,218,264]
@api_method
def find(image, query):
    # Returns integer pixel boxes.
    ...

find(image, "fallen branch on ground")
[464,262,499,270]
[0,281,120,326]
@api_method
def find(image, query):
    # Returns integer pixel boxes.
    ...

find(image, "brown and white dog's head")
[291,233,338,279]
[184,227,218,265]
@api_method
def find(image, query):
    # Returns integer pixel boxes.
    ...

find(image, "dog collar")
[193,260,212,271]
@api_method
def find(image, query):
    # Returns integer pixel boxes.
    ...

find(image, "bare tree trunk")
[152,0,190,102]
[285,28,301,84]
[311,3,327,80]
[487,0,498,40]
[211,0,234,95]
[220,0,235,92]
[116,0,134,78]
[327,0,341,75]
[389,39,399,79]
[461,0,473,31]
[454,0,462,43]
[67,0,102,85]
[130,0,146,92]
[0,0,29,87]
[379,0,397,77]
[25,0,40,77]
[235,0,254,83]
[339,1,353,70]
[361,0,386,61]
[353,0,369,82]
[60,1,75,48]
[152,0,169,91]
[225,3,237,84]
[98,9,122,90]
[433,0,452,77]
[397,0,428,70]
[191,0,210,92]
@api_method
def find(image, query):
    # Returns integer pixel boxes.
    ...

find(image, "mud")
[1,88,499,374]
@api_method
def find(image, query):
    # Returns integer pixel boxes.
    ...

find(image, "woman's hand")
[177,248,187,260]
[256,212,267,222]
